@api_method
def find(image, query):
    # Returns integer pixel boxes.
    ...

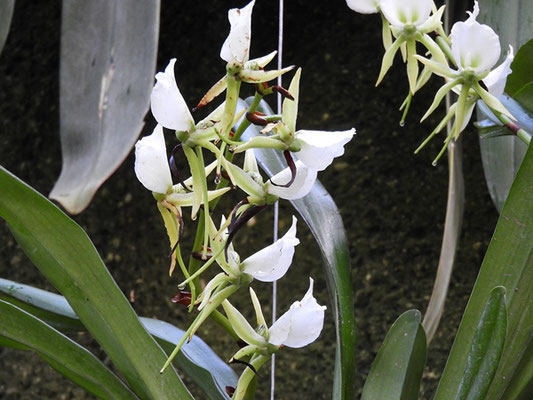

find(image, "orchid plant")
[133,0,354,396]
[2,0,533,399]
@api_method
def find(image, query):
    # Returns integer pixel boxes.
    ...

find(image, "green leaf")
[0,0,14,55]
[50,0,160,214]
[0,300,138,400]
[476,96,533,211]
[514,82,533,114]
[361,310,426,400]
[0,278,237,400]
[239,98,357,400]
[455,286,507,400]
[0,166,193,400]
[434,139,533,400]
[505,39,533,97]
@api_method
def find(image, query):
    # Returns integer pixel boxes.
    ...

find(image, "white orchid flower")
[241,216,300,282]
[223,152,317,203]
[449,2,500,76]
[375,0,445,93]
[346,0,380,14]
[269,278,326,348]
[151,59,195,132]
[220,0,255,64]
[134,125,172,194]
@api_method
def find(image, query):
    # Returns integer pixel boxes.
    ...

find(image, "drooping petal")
[269,278,326,348]
[380,0,432,28]
[134,125,172,194]
[266,161,317,200]
[151,59,195,131]
[450,3,500,74]
[296,128,356,171]
[220,0,255,64]
[241,216,299,282]
[483,45,514,98]
[346,0,380,14]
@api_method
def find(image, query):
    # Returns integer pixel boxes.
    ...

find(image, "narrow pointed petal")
[266,161,317,200]
[134,125,172,194]
[346,0,380,14]
[268,278,326,348]
[241,216,299,282]
[282,68,301,133]
[240,65,294,84]
[295,128,356,171]
[220,1,255,64]
[483,45,514,98]
[151,59,194,131]
[245,50,277,69]
[196,76,228,109]
[222,299,267,347]
[223,158,264,198]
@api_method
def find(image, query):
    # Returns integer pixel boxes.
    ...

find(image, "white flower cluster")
[132,1,356,392]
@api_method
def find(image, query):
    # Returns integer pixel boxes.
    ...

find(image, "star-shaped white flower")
[151,58,195,132]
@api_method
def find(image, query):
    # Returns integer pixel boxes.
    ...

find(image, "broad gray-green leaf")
[506,39,533,98]
[0,0,14,54]
[0,165,192,400]
[0,278,236,400]
[477,1,533,213]
[455,286,507,400]
[49,0,160,214]
[239,98,357,400]
[0,300,138,400]
[477,96,533,211]
[434,139,533,400]
[361,310,426,400]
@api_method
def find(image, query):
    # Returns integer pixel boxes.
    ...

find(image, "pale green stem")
[195,146,210,258]
[435,35,456,68]
[233,354,270,400]
[179,244,226,287]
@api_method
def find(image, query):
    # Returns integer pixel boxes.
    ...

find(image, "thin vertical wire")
[270,0,283,398]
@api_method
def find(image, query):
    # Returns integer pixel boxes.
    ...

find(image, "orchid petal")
[282,68,301,133]
[450,5,500,74]
[241,216,299,282]
[483,45,514,98]
[134,125,172,194]
[266,161,317,200]
[346,0,380,14]
[296,128,356,171]
[269,278,326,348]
[150,59,194,132]
[380,0,432,28]
[220,0,255,64]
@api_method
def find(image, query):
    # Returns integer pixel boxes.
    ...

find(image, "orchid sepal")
[222,299,268,347]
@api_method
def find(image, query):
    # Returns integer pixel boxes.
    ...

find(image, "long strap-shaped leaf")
[0,278,236,400]
[0,300,139,400]
[240,98,357,399]
[434,141,533,399]
[49,0,160,214]
[361,310,426,400]
[0,166,193,400]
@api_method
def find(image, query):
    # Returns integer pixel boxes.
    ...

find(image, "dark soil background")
[0,1,497,399]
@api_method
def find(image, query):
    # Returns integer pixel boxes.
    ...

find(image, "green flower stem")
[211,309,240,341]
[492,110,532,145]
[233,92,263,142]
[160,284,239,373]
[195,146,210,259]
[418,32,447,64]
[435,35,456,68]
[232,354,270,400]
[221,76,242,138]
[179,245,226,288]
